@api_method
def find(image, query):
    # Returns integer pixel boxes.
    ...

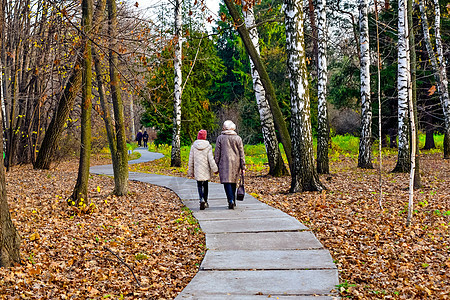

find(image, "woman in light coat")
[214,120,245,209]
[188,130,218,210]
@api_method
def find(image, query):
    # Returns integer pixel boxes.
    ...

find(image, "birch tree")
[284,0,325,192]
[357,0,373,169]
[406,0,416,225]
[171,0,182,167]
[393,0,411,172]
[243,2,288,176]
[419,0,450,159]
[408,0,421,188]
[316,0,329,174]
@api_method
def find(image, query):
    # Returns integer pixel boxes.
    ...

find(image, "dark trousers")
[223,183,237,204]
[197,181,209,201]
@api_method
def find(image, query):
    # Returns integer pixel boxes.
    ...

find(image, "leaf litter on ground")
[1,158,205,299]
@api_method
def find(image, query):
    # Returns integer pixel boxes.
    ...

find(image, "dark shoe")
[228,202,234,209]
[200,199,206,210]
[205,201,209,208]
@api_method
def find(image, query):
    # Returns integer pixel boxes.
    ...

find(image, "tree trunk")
[419,0,450,159]
[0,121,20,267]
[93,47,117,156]
[408,0,421,188]
[0,0,20,268]
[317,0,329,174]
[5,40,21,171]
[424,128,435,149]
[171,0,182,167]
[392,0,410,173]
[433,0,450,158]
[130,94,135,142]
[307,0,318,73]
[107,0,128,195]
[243,2,288,177]
[284,0,325,193]
[389,128,397,148]
[34,68,82,169]
[357,0,373,169]
[223,0,292,169]
[374,0,384,208]
[406,0,416,226]
[68,0,93,207]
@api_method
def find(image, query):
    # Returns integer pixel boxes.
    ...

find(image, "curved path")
[90,149,339,299]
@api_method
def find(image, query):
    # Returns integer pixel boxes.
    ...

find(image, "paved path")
[90,149,339,299]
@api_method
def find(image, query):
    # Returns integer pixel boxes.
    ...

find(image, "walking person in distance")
[136,130,143,147]
[188,130,218,210]
[214,120,245,209]
[142,130,149,148]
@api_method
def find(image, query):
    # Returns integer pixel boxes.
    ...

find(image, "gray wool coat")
[214,131,245,183]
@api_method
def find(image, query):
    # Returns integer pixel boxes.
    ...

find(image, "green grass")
[139,133,444,174]
[329,133,444,157]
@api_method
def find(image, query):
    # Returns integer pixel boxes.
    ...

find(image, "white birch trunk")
[284,0,324,192]
[394,0,410,172]
[433,0,450,157]
[243,3,286,176]
[171,0,182,167]
[423,0,450,157]
[357,0,373,169]
[433,0,450,130]
[317,0,329,174]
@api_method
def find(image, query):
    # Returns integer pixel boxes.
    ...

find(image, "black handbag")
[236,173,245,201]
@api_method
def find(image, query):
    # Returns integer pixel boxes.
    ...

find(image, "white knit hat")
[222,120,236,131]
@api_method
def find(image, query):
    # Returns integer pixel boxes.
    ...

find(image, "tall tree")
[408,0,421,188]
[0,0,20,267]
[107,0,128,195]
[316,0,329,174]
[433,0,450,158]
[171,0,183,167]
[68,0,93,207]
[393,0,411,172]
[243,2,288,176]
[284,0,325,192]
[419,0,450,159]
[406,0,416,226]
[223,0,293,168]
[357,0,373,169]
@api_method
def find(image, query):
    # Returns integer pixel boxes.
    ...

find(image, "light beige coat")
[214,131,245,183]
[188,140,218,181]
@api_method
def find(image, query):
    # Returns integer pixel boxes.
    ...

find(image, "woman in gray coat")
[214,120,245,209]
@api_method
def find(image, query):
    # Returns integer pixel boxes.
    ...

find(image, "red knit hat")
[197,130,207,140]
